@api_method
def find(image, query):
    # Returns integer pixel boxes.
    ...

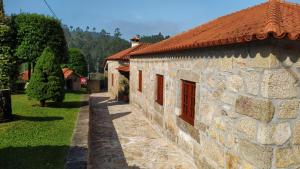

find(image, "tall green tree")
[12,13,68,79]
[0,25,15,89]
[0,1,18,89]
[26,47,65,107]
[67,48,87,76]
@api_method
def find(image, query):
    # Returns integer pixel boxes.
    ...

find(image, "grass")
[0,92,86,169]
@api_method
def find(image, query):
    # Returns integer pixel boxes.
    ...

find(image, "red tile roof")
[116,65,130,72]
[62,68,80,79]
[106,43,151,61]
[132,0,300,56]
[20,68,80,81]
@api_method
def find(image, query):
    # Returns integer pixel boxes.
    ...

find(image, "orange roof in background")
[132,0,300,56]
[106,43,151,61]
[116,65,130,72]
[20,68,80,81]
[63,68,80,79]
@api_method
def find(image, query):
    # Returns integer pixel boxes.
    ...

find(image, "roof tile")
[106,43,151,60]
[132,0,300,56]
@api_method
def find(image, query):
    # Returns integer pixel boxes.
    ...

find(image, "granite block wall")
[130,40,300,169]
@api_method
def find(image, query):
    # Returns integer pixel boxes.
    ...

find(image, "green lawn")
[0,92,85,169]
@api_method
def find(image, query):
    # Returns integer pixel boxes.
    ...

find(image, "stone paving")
[88,93,197,169]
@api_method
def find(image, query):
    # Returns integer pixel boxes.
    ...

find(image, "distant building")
[20,68,82,91]
[129,1,300,169]
[63,68,81,91]
[105,36,151,100]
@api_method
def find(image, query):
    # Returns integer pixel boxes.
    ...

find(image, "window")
[156,74,164,105]
[181,80,196,125]
[112,74,114,86]
[138,70,142,92]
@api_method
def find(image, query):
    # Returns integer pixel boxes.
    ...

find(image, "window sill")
[176,116,199,143]
[179,115,194,126]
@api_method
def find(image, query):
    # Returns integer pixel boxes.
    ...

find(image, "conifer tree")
[26,47,65,106]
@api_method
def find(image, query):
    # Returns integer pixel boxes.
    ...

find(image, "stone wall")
[130,39,300,169]
[107,61,129,99]
[87,80,100,93]
[65,74,81,91]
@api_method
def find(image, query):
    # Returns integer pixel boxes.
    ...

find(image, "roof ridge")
[130,0,300,56]
[264,0,285,37]
[132,2,269,55]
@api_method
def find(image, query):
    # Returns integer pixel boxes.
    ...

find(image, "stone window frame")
[181,80,196,126]
[175,69,200,127]
[152,69,166,114]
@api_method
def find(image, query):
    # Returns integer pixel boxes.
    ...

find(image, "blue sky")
[5,0,300,40]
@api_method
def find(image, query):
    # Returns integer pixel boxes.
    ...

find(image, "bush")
[67,48,87,76]
[26,47,65,106]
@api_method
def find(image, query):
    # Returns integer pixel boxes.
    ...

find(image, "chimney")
[130,35,140,47]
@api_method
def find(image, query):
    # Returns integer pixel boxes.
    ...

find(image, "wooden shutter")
[156,75,164,105]
[138,70,142,92]
[181,80,196,125]
[112,74,114,86]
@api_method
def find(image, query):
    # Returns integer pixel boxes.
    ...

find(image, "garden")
[0,92,84,169]
[0,3,87,169]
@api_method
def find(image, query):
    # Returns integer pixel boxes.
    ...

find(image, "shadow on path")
[88,94,140,169]
[47,101,89,108]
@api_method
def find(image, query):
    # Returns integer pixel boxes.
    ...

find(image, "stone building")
[129,1,300,169]
[105,37,150,100]
[63,68,81,91]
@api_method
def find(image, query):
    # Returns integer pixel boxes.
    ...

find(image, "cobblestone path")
[88,93,197,169]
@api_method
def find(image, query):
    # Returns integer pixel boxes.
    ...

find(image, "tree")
[26,47,65,107]
[113,28,122,38]
[12,13,68,80]
[0,2,18,89]
[62,26,130,73]
[140,32,169,43]
[0,25,16,89]
[67,48,87,76]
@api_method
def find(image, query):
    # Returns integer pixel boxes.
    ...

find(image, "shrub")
[26,47,65,106]
[67,48,87,76]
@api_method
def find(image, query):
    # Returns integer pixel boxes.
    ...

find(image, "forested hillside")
[63,26,130,72]
[63,25,170,73]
